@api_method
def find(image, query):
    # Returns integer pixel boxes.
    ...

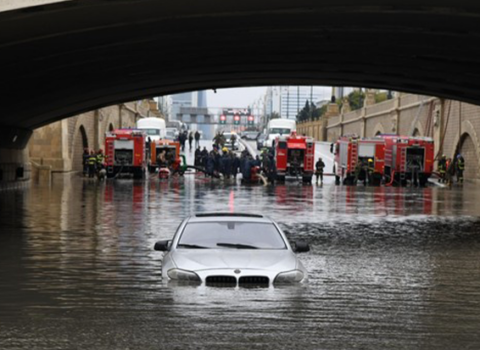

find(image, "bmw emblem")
[234,269,241,274]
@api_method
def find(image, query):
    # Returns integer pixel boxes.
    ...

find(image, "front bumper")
[166,268,307,286]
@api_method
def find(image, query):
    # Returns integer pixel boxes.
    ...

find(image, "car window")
[177,222,286,249]
[141,129,160,136]
[269,128,291,134]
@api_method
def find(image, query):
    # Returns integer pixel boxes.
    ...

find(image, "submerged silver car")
[154,213,310,286]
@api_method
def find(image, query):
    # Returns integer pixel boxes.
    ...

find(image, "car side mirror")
[294,240,310,253]
[154,240,171,251]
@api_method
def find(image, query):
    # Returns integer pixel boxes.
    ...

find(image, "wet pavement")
[1,142,480,349]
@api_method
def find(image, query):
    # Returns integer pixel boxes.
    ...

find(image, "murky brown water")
[2,167,480,349]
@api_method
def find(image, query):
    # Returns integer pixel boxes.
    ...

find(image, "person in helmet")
[456,154,465,184]
[438,155,447,183]
[367,158,375,186]
[315,157,325,185]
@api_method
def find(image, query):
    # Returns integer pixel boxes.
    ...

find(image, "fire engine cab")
[105,129,148,179]
[275,132,315,183]
[332,135,385,186]
[383,135,434,187]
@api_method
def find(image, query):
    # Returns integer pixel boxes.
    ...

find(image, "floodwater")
[2,148,480,349]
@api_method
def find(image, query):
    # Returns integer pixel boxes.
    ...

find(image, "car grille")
[206,276,237,286]
[239,276,269,287]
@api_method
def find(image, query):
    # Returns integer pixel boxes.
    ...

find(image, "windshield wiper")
[216,243,259,249]
[177,244,209,249]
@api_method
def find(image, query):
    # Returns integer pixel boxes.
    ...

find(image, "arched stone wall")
[457,133,479,180]
[72,125,88,172]
[373,123,385,137]
[450,120,480,181]
[412,121,425,137]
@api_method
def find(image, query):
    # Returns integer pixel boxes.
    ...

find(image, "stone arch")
[450,120,480,181]
[72,125,89,172]
[373,123,385,137]
[108,123,114,132]
[457,133,479,180]
[411,121,424,137]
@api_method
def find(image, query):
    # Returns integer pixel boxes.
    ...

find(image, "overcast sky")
[206,87,267,109]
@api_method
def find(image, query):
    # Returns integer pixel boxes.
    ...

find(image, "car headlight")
[274,270,304,284]
[167,268,201,281]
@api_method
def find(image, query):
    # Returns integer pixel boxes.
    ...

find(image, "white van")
[136,117,166,141]
[264,119,296,148]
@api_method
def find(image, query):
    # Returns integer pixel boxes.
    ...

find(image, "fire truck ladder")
[305,149,314,170]
[350,142,358,172]
[107,142,114,174]
[400,148,407,182]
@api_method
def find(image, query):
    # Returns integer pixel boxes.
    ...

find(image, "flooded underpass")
[2,173,480,349]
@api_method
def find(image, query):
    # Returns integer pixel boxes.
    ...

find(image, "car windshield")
[177,222,287,249]
[142,128,160,136]
[269,128,291,135]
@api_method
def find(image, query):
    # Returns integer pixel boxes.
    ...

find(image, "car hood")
[171,249,297,271]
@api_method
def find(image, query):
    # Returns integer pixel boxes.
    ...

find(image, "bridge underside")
[2,1,480,148]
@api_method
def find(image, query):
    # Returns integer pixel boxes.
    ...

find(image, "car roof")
[187,212,272,223]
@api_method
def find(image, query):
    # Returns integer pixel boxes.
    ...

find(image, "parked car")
[165,127,179,140]
[257,134,267,150]
[154,213,310,286]
[241,131,260,140]
[223,132,238,150]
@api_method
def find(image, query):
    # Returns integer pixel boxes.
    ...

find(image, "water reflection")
[1,176,480,349]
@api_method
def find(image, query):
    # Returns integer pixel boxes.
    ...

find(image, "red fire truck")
[332,135,385,186]
[383,135,434,187]
[275,132,315,183]
[148,139,181,173]
[105,129,148,179]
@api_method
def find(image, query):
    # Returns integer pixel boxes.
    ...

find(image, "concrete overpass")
[2,1,480,186]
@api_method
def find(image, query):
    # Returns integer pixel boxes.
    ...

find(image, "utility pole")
[287,86,290,119]
[297,86,300,115]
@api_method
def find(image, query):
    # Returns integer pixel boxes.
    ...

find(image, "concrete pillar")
[360,108,366,138]
[391,95,401,134]
[325,103,340,118]
[341,98,351,114]
[433,100,444,157]
[0,126,32,190]
[365,89,376,107]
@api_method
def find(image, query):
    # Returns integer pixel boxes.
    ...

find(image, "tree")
[296,100,312,122]
[313,104,328,120]
[374,91,388,103]
[337,90,365,111]
[296,100,328,122]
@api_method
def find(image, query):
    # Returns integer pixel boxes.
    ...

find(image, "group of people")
[438,154,465,185]
[194,146,241,179]
[192,144,326,185]
[82,149,106,178]
[178,130,201,152]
